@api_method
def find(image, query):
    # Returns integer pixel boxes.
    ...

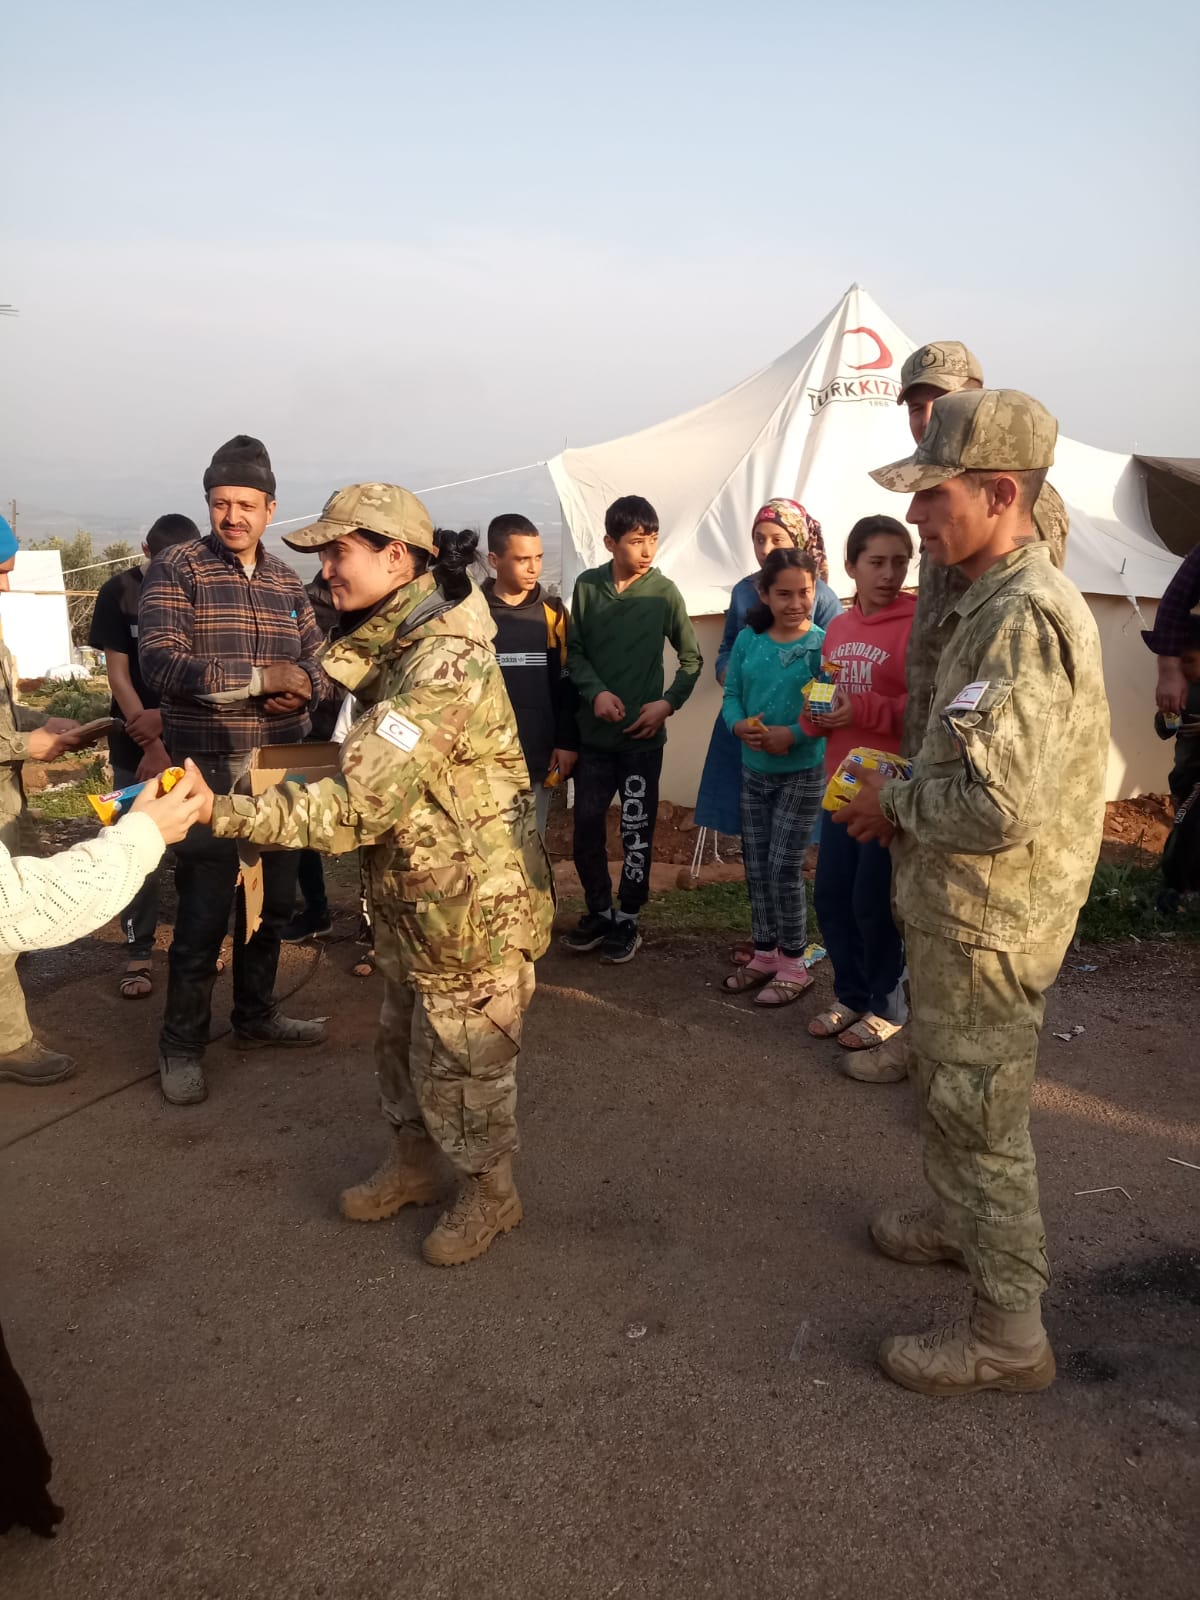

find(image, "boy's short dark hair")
[605,495,659,541]
[146,513,201,556]
[487,513,539,555]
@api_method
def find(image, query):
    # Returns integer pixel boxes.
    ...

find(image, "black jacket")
[482,580,578,782]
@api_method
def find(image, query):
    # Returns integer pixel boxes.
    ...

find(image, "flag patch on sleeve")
[376,710,422,753]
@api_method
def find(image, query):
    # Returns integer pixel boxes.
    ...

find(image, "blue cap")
[0,515,16,565]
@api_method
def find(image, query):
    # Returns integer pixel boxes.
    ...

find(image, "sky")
[2,0,1198,555]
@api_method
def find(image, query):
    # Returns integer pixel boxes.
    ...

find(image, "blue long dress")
[693,574,841,835]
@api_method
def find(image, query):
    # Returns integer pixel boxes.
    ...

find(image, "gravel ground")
[0,903,1197,1599]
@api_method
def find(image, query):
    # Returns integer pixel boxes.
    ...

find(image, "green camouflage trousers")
[374,961,535,1175]
[0,812,34,1054]
[906,926,1069,1311]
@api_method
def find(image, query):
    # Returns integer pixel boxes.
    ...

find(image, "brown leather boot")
[879,1296,1056,1396]
[340,1128,451,1222]
[421,1157,523,1267]
[869,1204,966,1266]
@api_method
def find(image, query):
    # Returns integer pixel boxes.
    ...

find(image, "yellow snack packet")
[821,747,912,812]
[88,765,185,826]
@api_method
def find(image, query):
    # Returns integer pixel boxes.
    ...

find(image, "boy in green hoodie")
[564,495,702,964]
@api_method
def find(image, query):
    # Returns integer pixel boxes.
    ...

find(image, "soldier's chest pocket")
[935,678,1017,782]
[389,862,488,970]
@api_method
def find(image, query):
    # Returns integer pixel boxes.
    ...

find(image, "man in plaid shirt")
[140,435,330,1106]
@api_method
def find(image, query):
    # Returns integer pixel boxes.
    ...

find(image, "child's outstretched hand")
[593,691,626,723]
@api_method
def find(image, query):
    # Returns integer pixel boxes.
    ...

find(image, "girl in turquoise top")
[721,549,826,1006]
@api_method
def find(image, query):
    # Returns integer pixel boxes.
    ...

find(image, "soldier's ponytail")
[430,528,479,604]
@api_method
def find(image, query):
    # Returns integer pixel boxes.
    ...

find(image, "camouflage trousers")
[374,961,536,1176]
[0,813,33,1054]
[906,926,1069,1312]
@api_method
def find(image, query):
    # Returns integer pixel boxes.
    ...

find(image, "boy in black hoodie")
[483,514,578,835]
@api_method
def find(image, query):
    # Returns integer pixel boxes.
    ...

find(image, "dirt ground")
[1,842,1198,1600]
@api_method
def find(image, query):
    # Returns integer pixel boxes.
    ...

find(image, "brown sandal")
[723,962,774,993]
[808,1006,864,1039]
[119,961,153,1000]
[730,938,755,967]
[755,974,813,1008]
[352,949,377,978]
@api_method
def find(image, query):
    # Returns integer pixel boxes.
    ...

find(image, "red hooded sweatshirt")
[799,592,916,773]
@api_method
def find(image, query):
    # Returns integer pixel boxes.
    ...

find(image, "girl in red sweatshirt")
[800,516,915,1063]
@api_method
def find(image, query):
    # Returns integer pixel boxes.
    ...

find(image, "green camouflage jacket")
[881,543,1108,953]
[211,576,554,988]
[901,482,1069,755]
[0,623,48,829]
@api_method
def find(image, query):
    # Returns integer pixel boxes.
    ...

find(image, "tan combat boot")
[340,1127,451,1222]
[878,1296,1056,1396]
[421,1157,522,1267]
[869,1204,966,1266]
[840,1030,910,1084]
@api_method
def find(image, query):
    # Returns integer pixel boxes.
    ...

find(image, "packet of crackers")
[87,765,186,825]
[802,658,845,719]
[822,747,912,813]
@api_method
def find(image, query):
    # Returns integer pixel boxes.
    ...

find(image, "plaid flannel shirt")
[1142,542,1200,657]
[139,533,328,761]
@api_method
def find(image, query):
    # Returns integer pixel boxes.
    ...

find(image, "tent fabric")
[549,285,1182,613]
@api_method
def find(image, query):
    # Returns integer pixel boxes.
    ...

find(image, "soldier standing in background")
[897,342,1069,756]
[189,485,553,1268]
[836,390,1108,1395]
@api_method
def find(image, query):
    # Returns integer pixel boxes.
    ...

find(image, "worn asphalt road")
[1,914,1197,1599]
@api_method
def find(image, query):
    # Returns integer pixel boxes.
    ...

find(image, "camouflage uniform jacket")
[0,622,48,829]
[210,575,554,990]
[901,482,1068,755]
[881,543,1108,954]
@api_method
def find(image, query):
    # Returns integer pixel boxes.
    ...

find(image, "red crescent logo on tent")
[844,327,892,371]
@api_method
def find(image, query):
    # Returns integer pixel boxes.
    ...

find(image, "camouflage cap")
[870,389,1057,493]
[283,483,436,554]
[896,341,984,403]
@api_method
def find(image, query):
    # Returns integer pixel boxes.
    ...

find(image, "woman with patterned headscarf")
[694,498,841,840]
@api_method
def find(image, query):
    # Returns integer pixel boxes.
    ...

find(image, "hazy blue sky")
[2,0,1197,545]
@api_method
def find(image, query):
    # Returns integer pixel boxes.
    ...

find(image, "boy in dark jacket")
[483,514,578,836]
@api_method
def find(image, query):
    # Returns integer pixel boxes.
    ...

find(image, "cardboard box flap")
[236,742,343,937]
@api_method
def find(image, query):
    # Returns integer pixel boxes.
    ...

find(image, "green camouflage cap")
[283,483,436,554]
[896,340,984,403]
[870,389,1057,493]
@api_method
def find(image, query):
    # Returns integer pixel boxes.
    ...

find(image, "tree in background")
[27,531,136,643]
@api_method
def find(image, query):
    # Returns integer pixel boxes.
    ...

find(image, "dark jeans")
[159,755,300,1058]
[297,849,328,917]
[572,745,663,916]
[112,764,161,960]
[813,816,904,1019]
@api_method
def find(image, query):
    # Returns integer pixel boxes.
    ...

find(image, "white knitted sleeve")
[0,814,166,953]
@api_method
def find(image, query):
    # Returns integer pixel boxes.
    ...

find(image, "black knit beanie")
[202,435,276,498]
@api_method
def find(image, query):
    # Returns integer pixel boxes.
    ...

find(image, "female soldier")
[192,484,553,1268]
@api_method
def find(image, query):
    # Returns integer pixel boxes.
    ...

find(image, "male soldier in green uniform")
[0,519,84,1086]
[189,485,553,1267]
[835,390,1108,1394]
[898,342,1069,755]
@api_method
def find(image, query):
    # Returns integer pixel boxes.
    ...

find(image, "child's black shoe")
[600,918,642,965]
[562,911,613,953]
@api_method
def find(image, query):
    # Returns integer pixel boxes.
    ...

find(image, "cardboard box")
[235,742,341,938]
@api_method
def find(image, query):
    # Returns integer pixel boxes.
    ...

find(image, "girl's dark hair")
[353,526,479,604]
[430,527,480,603]
[845,514,912,565]
[747,547,817,633]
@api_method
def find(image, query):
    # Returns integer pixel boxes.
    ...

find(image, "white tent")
[0,550,73,680]
[549,284,1183,801]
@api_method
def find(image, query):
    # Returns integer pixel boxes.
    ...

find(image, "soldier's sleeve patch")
[944,680,990,713]
[376,710,422,753]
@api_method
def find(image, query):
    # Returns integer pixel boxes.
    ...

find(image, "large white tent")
[549,285,1183,802]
